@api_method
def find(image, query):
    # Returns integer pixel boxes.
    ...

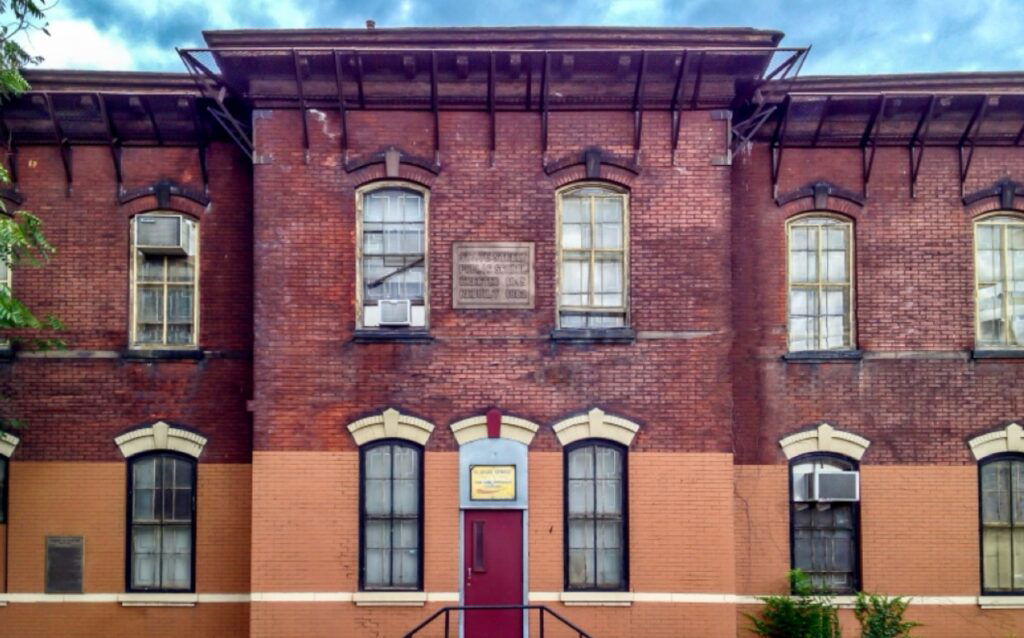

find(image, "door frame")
[456,438,530,638]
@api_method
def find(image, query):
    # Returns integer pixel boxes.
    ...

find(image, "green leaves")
[747,570,842,638]
[854,593,921,638]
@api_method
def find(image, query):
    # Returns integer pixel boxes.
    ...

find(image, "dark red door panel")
[464,510,523,638]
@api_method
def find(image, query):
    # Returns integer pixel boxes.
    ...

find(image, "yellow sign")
[470,465,516,501]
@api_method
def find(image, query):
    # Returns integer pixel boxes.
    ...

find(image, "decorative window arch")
[973,212,1024,348]
[778,423,870,461]
[114,421,208,459]
[130,211,200,348]
[449,410,539,446]
[347,408,435,447]
[786,213,855,352]
[0,431,19,524]
[552,408,640,448]
[355,181,430,330]
[556,182,629,330]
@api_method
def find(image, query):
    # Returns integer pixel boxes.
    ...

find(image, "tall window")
[787,215,854,352]
[790,455,859,593]
[557,185,628,329]
[128,453,195,591]
[0,456,7,523]
[975,214,1024,348]
[358,186,427,329]
[980,455,1024,592]
[361,440,423,590]
[565,440,627,591]
[131,213,198,347]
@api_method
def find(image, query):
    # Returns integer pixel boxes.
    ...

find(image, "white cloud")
[21,16,137,71]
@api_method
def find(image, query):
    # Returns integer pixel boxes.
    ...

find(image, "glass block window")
[558,185,628,329]
[791,455,858,593]
[981,456,1024,593]
[975,215,1024,348]
[132,214,198,347]
[566,441,627,591]
[360,187,426,327]
[129,453,195,591]
[361,440,422,590]
[787,215,854,352]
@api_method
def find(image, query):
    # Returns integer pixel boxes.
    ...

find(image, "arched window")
[557,184,629,329]
[787,214,854,352]
[356,184,428,329]
[974,214,1024,348]
[565,440,627,591]
[127,452,196,591]
[131,213,199,347]
[980,454,1024,592]
[790,454,859,593]
[360,439,423,590]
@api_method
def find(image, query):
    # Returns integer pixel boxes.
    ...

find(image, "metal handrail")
[402,604,594,638]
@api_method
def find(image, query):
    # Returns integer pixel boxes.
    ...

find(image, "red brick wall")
[0,143,253,463]
[251,107,735,455]
[730,144,1024,465]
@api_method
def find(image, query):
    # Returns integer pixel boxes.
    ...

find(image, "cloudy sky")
[16,0,1024,76]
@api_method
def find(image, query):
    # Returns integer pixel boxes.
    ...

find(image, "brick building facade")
[0,25,1021,637]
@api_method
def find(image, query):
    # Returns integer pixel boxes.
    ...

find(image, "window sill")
[978,595,1024,609]
[559,591,632,607]
[121,348,205,362]
[353,330,434,344]
[550,328,636,344]
[119,593,197,607]
[972,349,1024,360]
[352,591,427,607]
[782,349,863,363]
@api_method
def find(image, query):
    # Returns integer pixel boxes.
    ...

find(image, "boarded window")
[361,441,422,590]
[558,186,628,329]
[129,453,195,591]
[975,215,1024,348]
[981,457,1024,592]
[787,215,854,352]
[566,441,627,590]
[791,456,858,593]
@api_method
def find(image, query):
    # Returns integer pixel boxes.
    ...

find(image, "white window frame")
[555,182,630,330]
[129,212,200,349]
[786,213,855,352]
[355,182,430,330]
[974,212,1024,349]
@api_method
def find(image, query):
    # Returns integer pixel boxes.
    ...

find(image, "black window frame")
[358,438,425,592]
[0,455,8,524]
[788,451,861,594]
[978,452,1024,595]
[563,439,629,592]
[124,450,198,593]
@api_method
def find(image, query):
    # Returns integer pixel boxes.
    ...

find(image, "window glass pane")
[983,461,1012,524]
[593,257,623,307]
[393,479,418,516]
[365,479,392,516]
[364,194,386,222]
[568,548,593,588]
[364,520,390,549]
[569,447,594,479]
[402,194,423,222]
[595,198,623,249]
[596,547,622,589]
[561,258,590,306]
[568,479,593,516]
[132,526,159,588]
[824,246,847,282]
[134,457,157,488]
[167,256,194,283]
[137,285,163,325]
[365,447,392,479]
[595,479,621,516]
[394,519,419,549]
[138,254,164,282]
[595,446,622,480]
[364,228,384,255]
[394,548,419,587]
[984,527,1013,591]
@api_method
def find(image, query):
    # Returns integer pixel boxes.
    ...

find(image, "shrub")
[854,592,921,638]
[747,569,841,638]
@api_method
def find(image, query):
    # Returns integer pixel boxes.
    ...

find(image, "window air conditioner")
[806,470,860,502]
[378,299,412,326]
[136,215,191,255]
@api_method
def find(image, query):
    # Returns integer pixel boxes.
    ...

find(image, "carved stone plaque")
[452,242,534,309]
[45,535,83,594]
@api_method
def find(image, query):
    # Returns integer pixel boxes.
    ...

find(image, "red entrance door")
[463,510,523,638]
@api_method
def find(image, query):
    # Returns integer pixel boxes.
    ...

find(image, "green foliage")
[0,1,48,97]
[854,592,921,638]
[746,569,842,638]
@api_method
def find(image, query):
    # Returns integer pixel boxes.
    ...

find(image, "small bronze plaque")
[45,535,84,594]
[452,242,534,309]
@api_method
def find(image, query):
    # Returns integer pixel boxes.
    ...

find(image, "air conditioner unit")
[378,299,412,326]
[136,215,191,255]
[806,470,860,502]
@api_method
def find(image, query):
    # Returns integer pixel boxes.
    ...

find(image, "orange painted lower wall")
[0,603,249,638]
